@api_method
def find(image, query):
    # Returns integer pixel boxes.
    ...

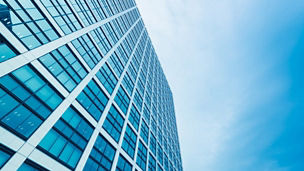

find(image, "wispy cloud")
[136,0,304,170]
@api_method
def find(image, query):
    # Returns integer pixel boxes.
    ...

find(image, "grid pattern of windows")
[39,107,93,169]
[85,0,106,21]
[40,0,82,34]
[136,140,148,171]
[77,80,108,121]
[69,0,95,26]
[133,89,143,110]
[0,65,62,139]
[157,143,163,165]
[95,63,117,94]
[84,135,116,171]
[0,0,59,49]
[107,52,124,77]
[122,124,137,158]
[140,120,149,144]
[90,26,111,55]
[122,72,135,96]
[116,154,132,171]
[148,153,156,171]
[151,118,157,135]
[164,155,169,171]
[128,104,141,131]
[103,105,124,142]
[150,133,157,156]
[143,105,150,124]
[101,22,118,46]
[39,45,87,92]
[116,45,129,66]
[127,60,137,82]
[0,0,183,170]
[114,86,130,115]
[71,34,102,69]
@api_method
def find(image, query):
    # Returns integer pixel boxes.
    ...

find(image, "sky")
[135,0,304,170]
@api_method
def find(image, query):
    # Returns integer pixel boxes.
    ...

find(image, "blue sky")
[136,0,304,170]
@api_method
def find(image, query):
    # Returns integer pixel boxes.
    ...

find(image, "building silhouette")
[0,0,182,171]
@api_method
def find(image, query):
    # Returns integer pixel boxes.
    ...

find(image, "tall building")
[0,0,182,171]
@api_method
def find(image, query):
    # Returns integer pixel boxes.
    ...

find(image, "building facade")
[0,0,182,171]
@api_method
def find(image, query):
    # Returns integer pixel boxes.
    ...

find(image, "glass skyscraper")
[0,0,182,171]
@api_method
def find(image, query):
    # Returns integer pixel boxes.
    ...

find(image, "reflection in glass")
[0,3,12,29]
[0,34,17,62]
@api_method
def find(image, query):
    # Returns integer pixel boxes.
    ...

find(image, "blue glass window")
[140,120,149,144]
[164,155,169,171]
[72,34,102,69]
[98,0,113,17]
[101,23,118,46]
[116,155,132,171]
[85,0,106,21]
[0,145,13,169]
[17,160,48,171]
[141,54,150,73]
[127,31,136,48]
[69,0,95,26]
[102,105,124,142]
[40,0,82,34]
[163,139,168,154]
[90,26,111,55]
[39,45,87,92]
[150,133,156,156]
[107,52,124,77]
[152,105,157,120]
[0,34,18,62]
[169,161,173,171]
[121,16,131,34]
[122,72,134,96]
[136,140,147,171]
[95,63,117,94]
[131,54,140,73]
[76,80,108,121]
[143,105,150,124]
[116,45,129,66]
[127,64,137,83]
[121,39,131,57]
[133,89,143,110]
[128,104,140,131]
[137,77,145,97]
[122,124,137,158]
[145,89,152,109]
[151,118,157,135]
[117,17,127,34]
[157,164,163,171]
[111,19,123,38]
[83,135,116,171]
[148,153,156,171]
[0,65,62,139]
[0,0,59,49]
[114,86,130,115]
[157,143,163,165]
[158,127,163,146]
[39,107,93,169]
[106,0,118,15]
[113,0,123,13]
